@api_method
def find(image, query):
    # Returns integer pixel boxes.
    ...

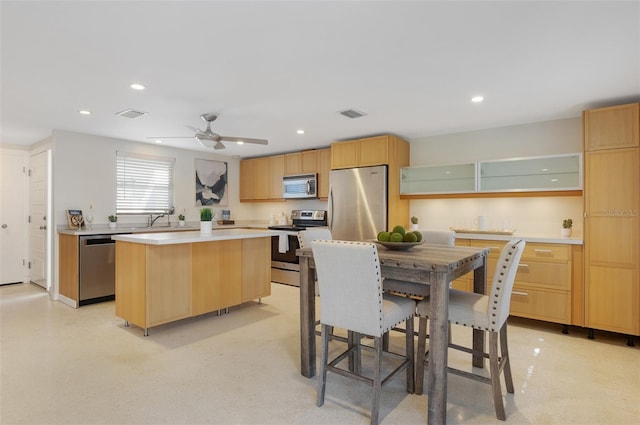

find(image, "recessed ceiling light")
[551,179,559,182]
[237,141,244,145]
[154,139,162,144]
[79,110,91,115]
[541,168,549,172]
[471,96,484,103]
[297,129,305,135]
[130,83,145,90]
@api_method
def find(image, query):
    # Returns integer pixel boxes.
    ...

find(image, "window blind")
[116,151,175,215]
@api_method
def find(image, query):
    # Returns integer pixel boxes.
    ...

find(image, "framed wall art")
[195,159,228,206]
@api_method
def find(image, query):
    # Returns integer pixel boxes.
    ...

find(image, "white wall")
[407,118,584,236]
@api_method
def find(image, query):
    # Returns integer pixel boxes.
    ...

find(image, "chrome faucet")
[148,214,165,227]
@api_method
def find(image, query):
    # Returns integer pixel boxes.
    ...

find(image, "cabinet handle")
[518,263,529,268]
[534,249,552,254]
[512,291,529,296]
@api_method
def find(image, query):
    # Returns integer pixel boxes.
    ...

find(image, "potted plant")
[410,216,419,231]
[200,208,213,233]
[108,214,117,229]
[561,218,573,237]
[178,213,186,227]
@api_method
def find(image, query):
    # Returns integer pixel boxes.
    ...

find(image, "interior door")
[0,149,28,285]
[29,150,49,288]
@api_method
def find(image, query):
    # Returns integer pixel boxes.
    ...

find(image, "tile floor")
[1,282,639,424]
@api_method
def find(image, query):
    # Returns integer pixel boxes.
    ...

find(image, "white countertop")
[111,228,280,245]
[57,220,269,236]
[453,231,583,245]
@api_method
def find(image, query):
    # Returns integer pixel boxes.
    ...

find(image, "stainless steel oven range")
[268,210,327,287]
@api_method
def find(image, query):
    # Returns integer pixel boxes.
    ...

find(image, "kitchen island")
[111,229,274,335]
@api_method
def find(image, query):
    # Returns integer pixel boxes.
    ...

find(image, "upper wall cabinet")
[584,103,639,151]
[400,153,582,196]
[479,154,582,192]
[401,163,476,194]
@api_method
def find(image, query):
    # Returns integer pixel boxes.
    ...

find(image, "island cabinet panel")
[59,234,79,301]
[114,233,272,334]
[192,240,242,315]
[115,241,147,329]
[241,237,271,301]
[145,245,192,327]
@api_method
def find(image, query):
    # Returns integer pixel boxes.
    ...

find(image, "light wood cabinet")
[192,240,242,315]
[284,152,302,175]
[584,103,639,150]
[330,140,359,169]
[241,155,282,201]
[331,135,390,170]
[584,103,640,336]
[59,234,79,302]
[115,237,271,334]
[241,237,271,301]
[241,148,330,201]
[301,150,318,174]
[317,148,331,199]
[269,155,284,200]
[461,239,578,326]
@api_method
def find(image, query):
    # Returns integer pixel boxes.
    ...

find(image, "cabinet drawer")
[516,260,570,289]
[522,243,570,261]
[509,286,570,324]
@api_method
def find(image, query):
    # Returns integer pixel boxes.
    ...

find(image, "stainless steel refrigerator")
[328,165,387,241]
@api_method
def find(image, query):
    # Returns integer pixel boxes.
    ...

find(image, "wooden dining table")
[297,242,491,425]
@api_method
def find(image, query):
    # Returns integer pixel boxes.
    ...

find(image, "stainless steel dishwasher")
[79,234,122,305]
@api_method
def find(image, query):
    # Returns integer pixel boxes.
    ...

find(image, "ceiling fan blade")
[147,136,193,139]
[213,141,225,150]
[186,125,201,134]
[219,136,268,145]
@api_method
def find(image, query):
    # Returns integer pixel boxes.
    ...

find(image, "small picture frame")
[66,209,84,229]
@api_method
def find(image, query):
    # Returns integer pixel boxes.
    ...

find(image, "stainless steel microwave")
[282,174,318,199]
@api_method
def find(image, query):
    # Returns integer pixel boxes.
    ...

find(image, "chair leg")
[415,316,428,395]
[317,324,330,407]
[371,336,382,425]
[500,324,514,393]
[489,331,506,421]
[405,316,415,394]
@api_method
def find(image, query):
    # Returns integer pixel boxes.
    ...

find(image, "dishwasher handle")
[84,238,115,246]
[80,234,127,246]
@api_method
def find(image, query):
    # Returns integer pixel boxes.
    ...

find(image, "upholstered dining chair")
[297,227,332,249]
[311,240,415,425]
[297,228,337,339]
[414,239,526,421]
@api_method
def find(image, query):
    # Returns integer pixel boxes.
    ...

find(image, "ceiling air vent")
[115,108,148,119]
[338,109,367,119]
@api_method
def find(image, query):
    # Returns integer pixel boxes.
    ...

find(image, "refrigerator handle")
[328,185,333,231]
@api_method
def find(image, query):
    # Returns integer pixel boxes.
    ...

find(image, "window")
[116,151,175,215]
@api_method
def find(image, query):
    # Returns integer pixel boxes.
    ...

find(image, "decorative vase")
[178,220,185,227]
[109,222,117,229]
[200,221,212,234]
[561,228,572,237]
[410,224,419,231]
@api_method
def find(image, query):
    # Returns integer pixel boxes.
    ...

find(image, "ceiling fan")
[149,113,268,150]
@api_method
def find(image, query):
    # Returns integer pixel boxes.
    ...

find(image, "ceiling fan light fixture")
[196,135,217,148]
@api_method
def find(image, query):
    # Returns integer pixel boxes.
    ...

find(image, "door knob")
[1,224,7,229]
[39,225,47,230]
